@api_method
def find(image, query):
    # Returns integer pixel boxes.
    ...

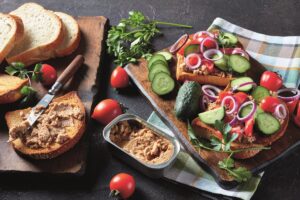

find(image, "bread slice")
[0,74,28,104]
[0,13,24,64]
[6,3,64,66]
[54,12,80,57]
[5,91,86,159]
[176,53,232,86]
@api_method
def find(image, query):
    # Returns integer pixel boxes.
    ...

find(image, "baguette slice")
[5,91,86,159]
[6,3,64,66]
[0,13,24,64]
[54,12,80,57]
[0,74,28,104]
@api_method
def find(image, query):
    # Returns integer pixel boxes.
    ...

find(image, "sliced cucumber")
[240,104,263,119]
[151,72,175,95]
[148,64,170,82]
[184,44,200,57]
[256,113,280,135]
[219,32,238,46]
[198,106,225,125]
[228,55,251,73]
[251,86,270,103]
[157,51,173,61]
[148,54,167,69]
[214,54,229,71]
[231,77,254,92]
[148,60,168,71]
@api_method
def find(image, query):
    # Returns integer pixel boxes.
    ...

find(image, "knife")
[27,55,85,127]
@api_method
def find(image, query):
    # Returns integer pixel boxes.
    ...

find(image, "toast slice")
[0,74,28,104]
[0,13,24,64]
[5,91,86,159]
[6,3,64,66]
[54,12,80,57]
[176,53,232,86]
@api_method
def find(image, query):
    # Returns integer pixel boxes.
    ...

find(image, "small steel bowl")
[103,113,181,178]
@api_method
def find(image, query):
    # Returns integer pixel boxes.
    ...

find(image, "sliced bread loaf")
[6,3,64,66]
[0,13,24,64]
[54,12,80,57]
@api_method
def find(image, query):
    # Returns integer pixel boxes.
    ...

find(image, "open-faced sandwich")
[169,30,251,86]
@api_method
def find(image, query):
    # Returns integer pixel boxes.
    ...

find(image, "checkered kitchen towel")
[147,17,300,200]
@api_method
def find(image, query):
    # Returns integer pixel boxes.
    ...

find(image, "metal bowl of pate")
[103,113,181,178]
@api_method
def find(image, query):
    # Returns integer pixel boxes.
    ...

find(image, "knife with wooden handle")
[27,55,85,126]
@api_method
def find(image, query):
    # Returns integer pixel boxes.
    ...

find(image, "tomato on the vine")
[109,173,136,199]
[260,71,283,91]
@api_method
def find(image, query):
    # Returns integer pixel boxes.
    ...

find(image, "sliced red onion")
[200,95,210,111]
[231,82,257,92]
[232,48,250,60]
[169,33,188,53]
[193,31,215,42]
[201,85,221,101]
[237,101,257,122]
[277,88,300,102]
[229,116,238,126]
[200,37,219,53]
[221,95,238,115]
[184,53,202,70]
[274,104,287,119]
[203,49,223,61]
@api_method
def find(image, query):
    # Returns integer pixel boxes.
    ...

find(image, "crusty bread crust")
[176,53,232,86]
[6,3,64,66]
[9,14,24,44]
[0,74,28,104]
[5,91,86,159]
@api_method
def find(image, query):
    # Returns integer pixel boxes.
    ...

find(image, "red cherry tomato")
[109,173,136,199]
[260,71,283,91]
[110,66,129,89]
[244,118,254,137]
[234,92,248,106]
[188,55,199,66]
[286,99,298,116]
[260,96,281,113]
[40,64,57,86]
[192,32,216,48]
[91,99,122,125]
[219,91,233,101]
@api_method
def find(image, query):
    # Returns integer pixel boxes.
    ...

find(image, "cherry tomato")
[286,99,298,116]
[234,92,248,106]
[110,66,129,89]
[91,99,122,125]
[219,91,233,101]
[293,101,300,128]
[260,96,281,113]
[244,118,254,137]
[109,173,135,199]
[201,59,214,73]
[192,32,216,48]
[40,64,57,86]
[260,71,283,91]
[188,55,199,66]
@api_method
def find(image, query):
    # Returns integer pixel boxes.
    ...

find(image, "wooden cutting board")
[0,16,107,174]
[125,50,300,189]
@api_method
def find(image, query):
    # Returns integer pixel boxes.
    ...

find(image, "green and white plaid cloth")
[147,17,300,200]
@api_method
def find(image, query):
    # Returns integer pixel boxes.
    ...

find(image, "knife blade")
[26,55,84,126]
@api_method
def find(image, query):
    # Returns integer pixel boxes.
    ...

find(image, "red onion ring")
[221,95,238,115]
[193,31,215,42]
[229,116,238,126]
[184,53,202,70]
[201,85,221,101]
[274,104,287,119]
[277,88,300,102]
[203,49,223,61]
[169,33,188,54]
[200,95,210,111]
[200,37,219,53]
[237,101,257,122]
[231,82,257,92]
[232,48,250,60]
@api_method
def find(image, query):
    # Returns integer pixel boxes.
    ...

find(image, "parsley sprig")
[188,120,270,182]
[107,11,192,66]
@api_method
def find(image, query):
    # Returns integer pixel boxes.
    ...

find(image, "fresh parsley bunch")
[107,11,192,66]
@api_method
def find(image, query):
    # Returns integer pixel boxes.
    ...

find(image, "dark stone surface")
[0,0,299,199]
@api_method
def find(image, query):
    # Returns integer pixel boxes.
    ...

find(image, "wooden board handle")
[57,55,85,85]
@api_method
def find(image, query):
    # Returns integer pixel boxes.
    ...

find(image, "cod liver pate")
[9,102,84,149]
[110,120,174,165]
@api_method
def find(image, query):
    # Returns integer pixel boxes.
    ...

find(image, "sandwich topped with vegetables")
[170,30,251,86]
[191,72,291,159]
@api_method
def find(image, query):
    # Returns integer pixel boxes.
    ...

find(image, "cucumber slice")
[148,54,167,69]
[148,64,170,82]
[157,52,173,61]
[219,32,238,46]
[231,77,254,92]
[214,54,229,71]
[151,72,175,95]
[198,106,225,125]
[251,86,270,103]
[240,104,263,119]
[148,60,168,71]
[228,55,251,73]
[184,44,200,57]
[256,113,280,135]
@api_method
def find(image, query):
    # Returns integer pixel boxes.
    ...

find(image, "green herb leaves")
[213,120,238,151]
[107,11,192,66]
